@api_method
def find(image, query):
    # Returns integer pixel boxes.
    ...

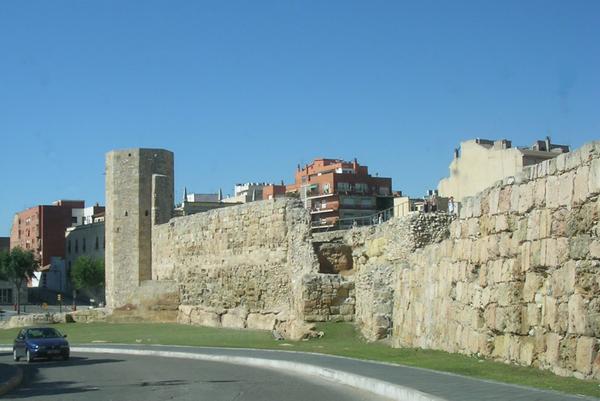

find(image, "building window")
[95,237,99,250]
[0,288,13,303]
[125,211,128,217]
[379,187,390,196]
[323,183,330,194]
[355,183,368,193]
[145,210,149,217]
[72,216,78,224]
[75,240,78,253]
[82,238,86,252]
[337,182,350,192]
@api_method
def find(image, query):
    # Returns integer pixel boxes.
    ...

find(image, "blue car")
[13,327,70,363]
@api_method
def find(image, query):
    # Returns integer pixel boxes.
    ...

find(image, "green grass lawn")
[1,321,597,397]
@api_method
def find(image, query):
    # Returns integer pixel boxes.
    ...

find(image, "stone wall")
[393,142,600,380]
[311,213,454,341]
[152,199,319,336]
[344,213,454,341]
[105,149,174,308]
[301,274,355,322]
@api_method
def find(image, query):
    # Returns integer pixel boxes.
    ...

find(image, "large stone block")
[544,332,561,365]
[492,335,508,359]
[523,272,542,302]
[551,208,568,237]
[488,188,500,215]
[534,178,546,207]
[590,240,600,259]
[576,336,596,376]
[498,187,512,214]
[222,307,248,329]
[518,182,535,214]
[247,313,276,331]
[526,211,541,241]
[573,165,590,205]
[589,158,600,194]
[568,294,590,335]
[190,308,221,327]
[521,303,541,332]
[558,172,575,207]
[569,235,591,260]
[549,261,576,298]
[538,209,552,239]
[519,338,535,366]
[545,176,560,209]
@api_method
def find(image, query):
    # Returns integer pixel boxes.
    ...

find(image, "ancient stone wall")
[152,199,320,336]
[331,213,454,341]
[105,148,174,308]
[393,142,600,380]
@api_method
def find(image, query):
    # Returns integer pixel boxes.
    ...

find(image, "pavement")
[0,343,597,401]
[0,361,23,397]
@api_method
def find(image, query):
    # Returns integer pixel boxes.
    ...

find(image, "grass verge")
[0,321,597,397]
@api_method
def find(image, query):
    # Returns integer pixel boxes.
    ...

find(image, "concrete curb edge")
[69,347,448,401]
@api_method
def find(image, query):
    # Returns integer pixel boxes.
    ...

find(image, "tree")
[0,248,38,314]
[71,256,104,291]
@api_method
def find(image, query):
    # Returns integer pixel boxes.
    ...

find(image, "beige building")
[438,137,569,200]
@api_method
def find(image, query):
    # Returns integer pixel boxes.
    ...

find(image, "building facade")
[10,200,87,267]
[222,183,272,204]
[56,221,106,295]
[285,158,393,229]
[438,137,569,201]
[0,237,14,304]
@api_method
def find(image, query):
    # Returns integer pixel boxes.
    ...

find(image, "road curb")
[68,346,447,401]
[0,363,23,397]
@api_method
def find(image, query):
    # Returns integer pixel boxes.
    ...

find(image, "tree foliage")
[71,256,105,290]
[0,247,39,313]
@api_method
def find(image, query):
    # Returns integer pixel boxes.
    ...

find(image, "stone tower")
[105,148,174,308]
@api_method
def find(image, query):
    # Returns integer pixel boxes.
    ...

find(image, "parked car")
[13,327,70,363]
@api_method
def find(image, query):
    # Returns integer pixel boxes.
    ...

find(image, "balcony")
[305,192,335,200]
[310,208,335,214]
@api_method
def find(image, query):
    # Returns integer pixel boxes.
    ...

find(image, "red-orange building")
[265,158,393,229]
[10,200,85,267]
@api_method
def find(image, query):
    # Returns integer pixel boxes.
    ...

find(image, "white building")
[222,183,272,204]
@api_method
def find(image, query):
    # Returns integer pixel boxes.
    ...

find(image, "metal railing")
[310,206,395,232]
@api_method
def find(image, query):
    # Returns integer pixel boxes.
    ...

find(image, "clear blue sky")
[1,1,599,236]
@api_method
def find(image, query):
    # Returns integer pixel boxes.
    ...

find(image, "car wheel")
[26,349,32,363]
[13,349,20,362]
[63,355,70,361]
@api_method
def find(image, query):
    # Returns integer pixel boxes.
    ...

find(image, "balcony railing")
[310,207,395,231]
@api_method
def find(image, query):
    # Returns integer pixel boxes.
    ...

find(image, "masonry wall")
[152,199,320,335]
[394,142,600,380]
[105,148,174,308]
[320,213,454,341]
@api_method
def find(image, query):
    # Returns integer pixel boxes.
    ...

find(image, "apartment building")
[438,137,570,201]
[10,200,88,267]
[285,158,393,229]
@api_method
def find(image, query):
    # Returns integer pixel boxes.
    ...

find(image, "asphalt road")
[0,352,388,401]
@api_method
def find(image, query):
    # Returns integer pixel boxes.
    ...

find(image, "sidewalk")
[72,344,597,401]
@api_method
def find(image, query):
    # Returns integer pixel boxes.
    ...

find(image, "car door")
[14,329,26,357]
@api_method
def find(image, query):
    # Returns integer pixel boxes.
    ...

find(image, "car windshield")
[26,328,63,339]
